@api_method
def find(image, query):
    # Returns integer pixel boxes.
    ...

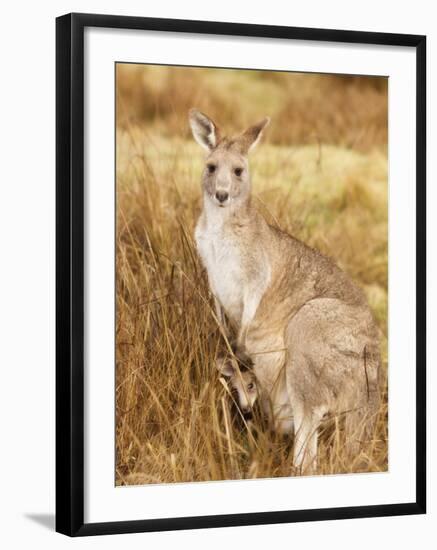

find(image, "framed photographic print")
[56,13,426,536]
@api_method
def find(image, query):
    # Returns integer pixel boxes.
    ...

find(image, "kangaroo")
[216,355,295,434]
[189,109,380,474]
[215,356,258,418]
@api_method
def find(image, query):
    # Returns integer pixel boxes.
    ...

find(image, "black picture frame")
[56,12,426,537]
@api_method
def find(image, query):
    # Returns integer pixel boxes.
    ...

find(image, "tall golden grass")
[115,65,388,485]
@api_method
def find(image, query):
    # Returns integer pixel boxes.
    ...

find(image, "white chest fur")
[195,220,245,324]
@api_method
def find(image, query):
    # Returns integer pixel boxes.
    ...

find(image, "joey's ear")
[189,109,220,151]
[239,117,270,154]
[215,357,235,377]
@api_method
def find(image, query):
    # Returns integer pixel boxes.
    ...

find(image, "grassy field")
[115,65,388,485]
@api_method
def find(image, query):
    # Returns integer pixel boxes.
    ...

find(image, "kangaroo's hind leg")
[292,400,325,475]
[284,337,326,476]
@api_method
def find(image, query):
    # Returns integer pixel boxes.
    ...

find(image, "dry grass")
[115,65,388,486]
[117,64,387,152]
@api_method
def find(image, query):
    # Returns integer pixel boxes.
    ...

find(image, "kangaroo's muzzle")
[215,190,229,204]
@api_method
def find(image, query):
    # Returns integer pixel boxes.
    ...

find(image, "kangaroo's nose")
[215,190,229,203]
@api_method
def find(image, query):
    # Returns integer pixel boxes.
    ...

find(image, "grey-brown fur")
[189,109,380,474]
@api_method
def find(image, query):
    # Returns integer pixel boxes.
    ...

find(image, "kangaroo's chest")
[195,224,245,323]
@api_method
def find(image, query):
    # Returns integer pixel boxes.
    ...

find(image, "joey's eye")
[234,167,243,177]
[247,383,255,391]
[207,164,216,174]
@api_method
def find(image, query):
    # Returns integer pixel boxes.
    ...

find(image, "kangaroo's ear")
[239,117,270,154]
[215,357,235,377]
[189,109,220,151]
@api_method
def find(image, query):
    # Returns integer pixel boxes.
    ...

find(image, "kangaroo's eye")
[234,167,243,177]
[207,164,216,174]
[247,383,255,391]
